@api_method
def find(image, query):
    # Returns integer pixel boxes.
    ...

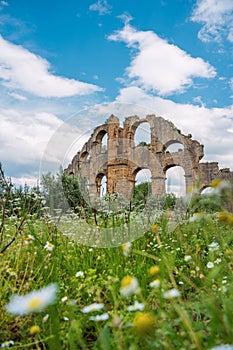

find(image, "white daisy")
[6,284,58,315]
[75,271,84,278]
[164,288,180,299]
[127,301,144,312]
[89,313,109,321]
[44,241,54,252]
[184,255,192,262]
[149,279,161,288]
[81,303,104,314]
[207,261,214,269]
[208,242,219,251]
[120,276,139,297]
[1,340,14,348]
[122,242,132,257]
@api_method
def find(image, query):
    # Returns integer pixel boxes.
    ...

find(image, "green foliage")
[0,210,233,349]
[40,167,67,214]
[1,164,233,349]
[132,182,152,206]
[0,163,44,219]
[137,141,148,146]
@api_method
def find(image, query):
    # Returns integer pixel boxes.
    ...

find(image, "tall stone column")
[184,174,194,193]
[151,176,166,195]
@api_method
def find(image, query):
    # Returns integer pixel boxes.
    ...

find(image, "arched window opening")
[132,169,152,203]
[100,175,107,197]
[80,152,90,162]
[96,174,107,197]
[165,142,184,153]
[134,122,151,146]
[166,166,185,197]
[101,133,108,153]
[95,130,108,153]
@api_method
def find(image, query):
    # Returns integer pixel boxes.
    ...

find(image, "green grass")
[0,209,233,349]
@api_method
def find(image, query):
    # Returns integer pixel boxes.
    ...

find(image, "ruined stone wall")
[66,114,233,200]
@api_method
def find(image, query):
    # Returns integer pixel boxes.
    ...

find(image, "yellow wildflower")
[133,312,156,335]
[149,265,160,276]
[29,325,40,335]
[151,224,159,233]
[210,178,222,188]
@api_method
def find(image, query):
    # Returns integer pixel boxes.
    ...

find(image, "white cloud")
[0,107,92,184]
[108,24,216,96]
[115,86,233,169]
[8,92,27,100]
[89,0,112,15]
[0,35,102,98]
[10,176,39,187]
[0,109,63,164]
[191,0,233,42]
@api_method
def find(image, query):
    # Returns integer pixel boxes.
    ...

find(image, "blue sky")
[0,0,232,185]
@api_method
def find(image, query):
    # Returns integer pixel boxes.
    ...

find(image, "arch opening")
[164,141,184,153]
[132,168,152,202]
[101,133,108,153]
[80,151,90,162]
[166,165,185,197]
[96,173,107,197]
[134,122,151,146]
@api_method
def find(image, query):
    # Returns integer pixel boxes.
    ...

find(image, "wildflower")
[81,303,104,314]
[212,284,217,291]
[25,235,35,244]
[189,213,201,222]
[210,345,233,350]
[227,215,233,226]
[208,242,219,251]
[120,276,139,297]
[29,325,40,335]
[6,283,58,315]
[89,313,109,321]
[184,255,192,262]
[75,271,84,278]
[127,301,145,312]
[151,224,159,233]
[218,211,229,223]
[210,178,222,188]
[225,249,232,256]
[207,261,214,269]
[164,288,180,299]
[44,241,54,252]
[6,268,16,277]
[1,340,14,348]
[122,242,131,257]
[42,314,49,323]
[149,265,160,276]
[63,317,69,321]
[133,312,156,335]
[215,258,222,264]
[210,179,230,195]
[61,296,68,303]
[149,279,160,288]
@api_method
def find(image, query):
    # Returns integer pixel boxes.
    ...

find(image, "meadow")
[0,171,233,350]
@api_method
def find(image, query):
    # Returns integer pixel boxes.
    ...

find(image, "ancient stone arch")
[66,114,233,200]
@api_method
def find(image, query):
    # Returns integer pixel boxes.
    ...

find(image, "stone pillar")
[151,176,166,195]
[184,174,194,193]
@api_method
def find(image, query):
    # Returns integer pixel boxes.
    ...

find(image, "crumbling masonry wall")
[66,114,233,200]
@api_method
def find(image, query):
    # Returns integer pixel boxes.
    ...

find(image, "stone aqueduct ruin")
[66,114,233,200]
